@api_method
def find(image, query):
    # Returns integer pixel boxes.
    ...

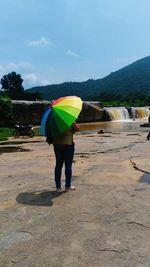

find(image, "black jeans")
[147,132,150,140]
[53,143,75,188]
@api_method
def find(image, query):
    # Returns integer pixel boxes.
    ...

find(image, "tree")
[0,72,24,99]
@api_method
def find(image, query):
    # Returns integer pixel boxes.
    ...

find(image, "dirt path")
[0,132,150,267]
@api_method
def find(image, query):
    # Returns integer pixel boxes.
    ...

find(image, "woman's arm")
[72,122,80,132]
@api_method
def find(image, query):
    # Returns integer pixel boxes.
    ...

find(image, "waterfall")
[104,107,130,121]
[131,107,150,118]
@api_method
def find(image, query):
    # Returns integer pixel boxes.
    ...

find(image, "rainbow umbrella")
[41,96,82,137]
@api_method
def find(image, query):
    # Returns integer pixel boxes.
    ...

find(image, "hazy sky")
[0,0,150,88]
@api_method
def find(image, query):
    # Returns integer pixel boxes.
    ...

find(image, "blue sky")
[0,0,150,89]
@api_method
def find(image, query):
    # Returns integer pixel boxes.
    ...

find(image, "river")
[79,119,149,134]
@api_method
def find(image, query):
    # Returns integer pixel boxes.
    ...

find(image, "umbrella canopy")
[41,96,82,137]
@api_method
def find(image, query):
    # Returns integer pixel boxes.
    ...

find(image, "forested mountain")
[27,56,150,100]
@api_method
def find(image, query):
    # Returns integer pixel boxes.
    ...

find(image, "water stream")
[104,107,130,121]
[79,106,150,134]
[79,119,149,134]
[131,107,150,119]
[104,106,150,120]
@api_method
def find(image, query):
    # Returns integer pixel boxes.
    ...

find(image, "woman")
[52,122,79,191]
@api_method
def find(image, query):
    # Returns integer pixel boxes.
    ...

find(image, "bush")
[0,96,12,126]
[0,128,13,141]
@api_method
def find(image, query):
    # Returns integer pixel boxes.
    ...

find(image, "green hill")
[27,56,150,100]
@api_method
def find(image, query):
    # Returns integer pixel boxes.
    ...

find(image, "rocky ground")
[0,129,150,267]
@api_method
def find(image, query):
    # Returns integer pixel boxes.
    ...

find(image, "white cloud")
[6,62,18,69]
[18,62,32,69]
[66,49,80,58]
[27,36,52,47]
[0,62,33,84]
[41,79,50,85]
[23,73,38,85]
[0,64,3,71]
[23,73,51,88]
[0,62,32,72]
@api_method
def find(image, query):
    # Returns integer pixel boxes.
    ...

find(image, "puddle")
[139,173,150,184]
[0,140,43,145]
[0,146,32,154]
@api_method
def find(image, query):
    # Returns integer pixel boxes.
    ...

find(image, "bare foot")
[65,186,76,192]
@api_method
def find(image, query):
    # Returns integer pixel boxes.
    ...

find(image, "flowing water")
[105,106,150,120]
[104,107,130,120]
[79,119,149,134]
[131,107,150,119]
[80,107,150,133]
[80,106,150,134]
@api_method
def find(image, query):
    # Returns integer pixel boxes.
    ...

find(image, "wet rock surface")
[0,131,150,267]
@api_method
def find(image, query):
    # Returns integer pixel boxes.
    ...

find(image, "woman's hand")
[72,122,80,132]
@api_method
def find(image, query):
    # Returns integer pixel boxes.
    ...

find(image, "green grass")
[0,126,41,141]
[0,128,13,141]
[34,126,41,136]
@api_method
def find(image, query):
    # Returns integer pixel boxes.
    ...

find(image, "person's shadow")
[16,189,64,207]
